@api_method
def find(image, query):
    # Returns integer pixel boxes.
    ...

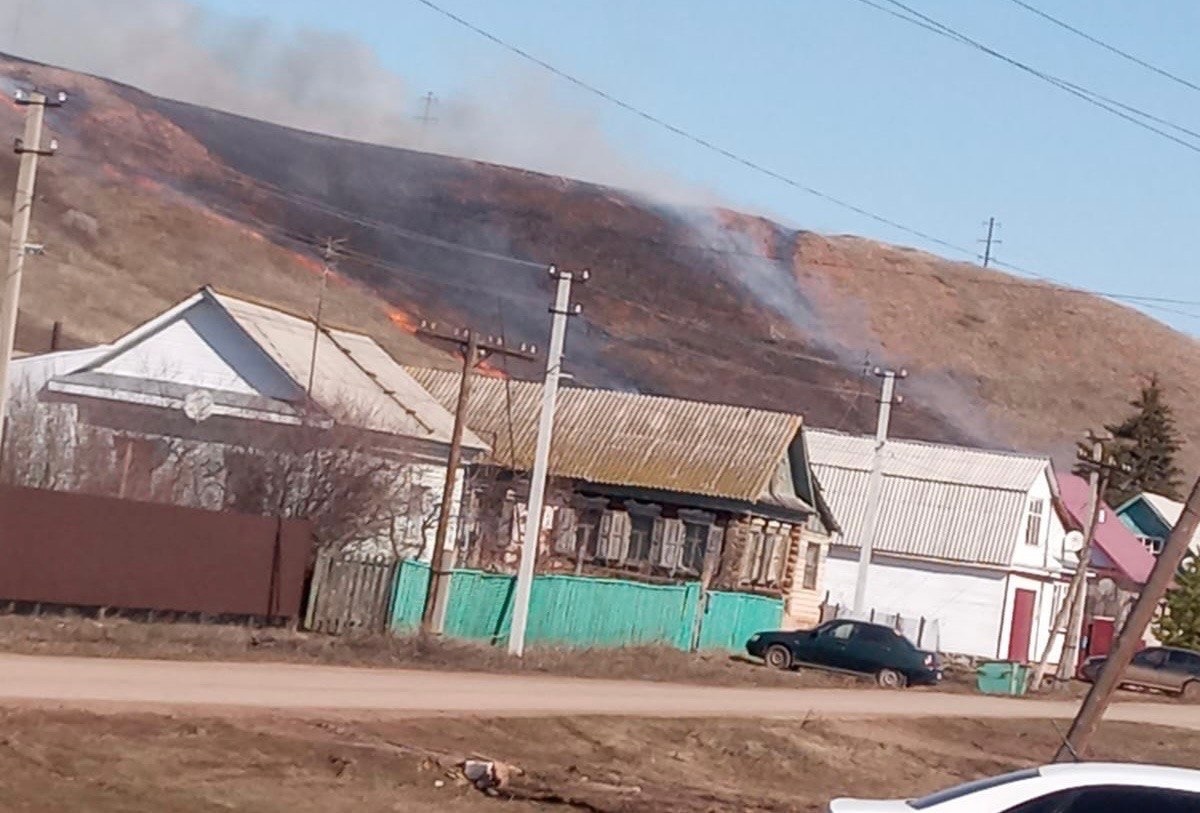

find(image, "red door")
[1084,618,1116,665]
[1007,589,1037,662]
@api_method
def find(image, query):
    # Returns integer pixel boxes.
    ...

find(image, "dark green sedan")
[745,619,942,688]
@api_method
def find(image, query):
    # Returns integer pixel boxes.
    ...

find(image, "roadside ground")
[0,614,873,689]
[0,710,1196,812]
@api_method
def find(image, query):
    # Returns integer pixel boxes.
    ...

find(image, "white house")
[807,429,1072,661]
[6,287,487,556]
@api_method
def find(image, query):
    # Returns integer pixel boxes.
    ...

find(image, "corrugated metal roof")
[214,293,486,450]
[408,368,803,503]
[807,429,1052,566]
[807,429,1048,490]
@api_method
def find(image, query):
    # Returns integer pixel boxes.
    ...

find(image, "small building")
[807,429,1073,660]
[1116,492,1200,559]
[407,369,839,627]
[5,287,487,556]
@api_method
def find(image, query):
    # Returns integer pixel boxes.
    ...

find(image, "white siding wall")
[1010,472,1068,572]
[95,304,298,399]
[823,547,1008,658]
[997,573,1067,664]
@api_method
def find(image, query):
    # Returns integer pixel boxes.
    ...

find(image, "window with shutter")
[598,510,632,561]
[802,541,821,590]
[764,532,788,584]
[741,527,764,583]
[553,506,578,555]
[658,519,685,569]
[703,524,725,577]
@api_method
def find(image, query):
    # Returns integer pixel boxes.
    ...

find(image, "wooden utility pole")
[0,89,63,454]
[1055,476,1200,761]
[305,237,345,400]
[1031,434,1109,691]
[419,321,534,635]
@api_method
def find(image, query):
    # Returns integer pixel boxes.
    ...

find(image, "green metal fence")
[695,590,786,651]
[386,560,781,653]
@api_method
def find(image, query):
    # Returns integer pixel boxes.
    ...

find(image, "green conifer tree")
[1075,374,1184,506]
[1154,555,1200,650]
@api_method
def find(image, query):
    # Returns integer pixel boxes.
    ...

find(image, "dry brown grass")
[0,613,870,690]
[0,709,1195,812]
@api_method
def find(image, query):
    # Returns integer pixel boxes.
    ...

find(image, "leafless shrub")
[1,394,435,557]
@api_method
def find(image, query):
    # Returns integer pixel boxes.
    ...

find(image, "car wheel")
[876,668,907,689]
[1181,681,1200,702]
[764,644,793,670]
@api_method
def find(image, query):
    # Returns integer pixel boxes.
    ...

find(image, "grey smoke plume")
[0,0,692,198]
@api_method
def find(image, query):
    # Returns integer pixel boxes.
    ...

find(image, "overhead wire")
[857,0,1200,155]
[50,151,1200,323]
[1003,0,1200,96]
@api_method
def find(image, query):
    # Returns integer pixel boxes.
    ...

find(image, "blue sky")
[194,0,1200,332]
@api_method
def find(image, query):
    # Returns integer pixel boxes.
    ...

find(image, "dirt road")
[0,653,1196,727]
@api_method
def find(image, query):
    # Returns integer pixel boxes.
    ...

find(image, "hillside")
[2,54,1197,471]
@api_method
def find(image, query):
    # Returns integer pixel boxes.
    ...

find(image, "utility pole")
[1057,435,1116,683]
[507,266,587,656]
[0,89,63,455]
[1030,434,1108,692]
[978,217,1001,268]
[1055,475,1200,761]
[415,92,438,143]
[418,322,534,635]
[1032,438,1104,695]
[852,367,906,613]
[306,237,345,399]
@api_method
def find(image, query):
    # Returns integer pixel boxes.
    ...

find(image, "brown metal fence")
[304,550,397,634]
[0,484,312,619]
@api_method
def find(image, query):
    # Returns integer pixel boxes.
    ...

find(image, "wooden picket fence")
[304,550,398,634]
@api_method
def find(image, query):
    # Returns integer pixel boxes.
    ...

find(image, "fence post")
[918,616,926,648]
[869,607,875,623]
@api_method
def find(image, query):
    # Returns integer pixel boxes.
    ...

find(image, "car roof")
[1039,762,1200,789]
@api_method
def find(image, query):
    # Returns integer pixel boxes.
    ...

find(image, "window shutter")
[765,532,787,584]
[703,524,725,577]
[649,517,665,564]
[597,510,615,559]
[658,519,685,569]
[598,510,632,561]
[553,506,578,555]
[613,510,632,561]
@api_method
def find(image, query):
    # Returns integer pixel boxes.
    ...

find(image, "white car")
[830,762,1200,812]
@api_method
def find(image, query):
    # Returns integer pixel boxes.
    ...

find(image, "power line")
[409,0,970,255]
[53,154,1200,318]
[1004,0,1200,96]
[858,0,1200,155]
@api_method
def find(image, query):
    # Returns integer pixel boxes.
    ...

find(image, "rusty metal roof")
[408,368,804,503]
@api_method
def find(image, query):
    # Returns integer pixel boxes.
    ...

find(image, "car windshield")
[908,768,1040,809]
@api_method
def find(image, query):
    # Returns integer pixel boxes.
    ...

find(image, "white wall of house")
[823,548,1008,658]
[1010,472,1068,572]
[94,305,299,399]
[997,572,1067,664]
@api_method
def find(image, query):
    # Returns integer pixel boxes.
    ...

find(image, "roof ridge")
[807,426,1048,463]
[407,366,805,422]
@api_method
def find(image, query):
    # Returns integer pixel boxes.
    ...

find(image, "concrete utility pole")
[305,237,345,399]
[418,322,534,635]
[1055,475,1200,761]
[507,266,587,656]
[852,367,906,613]
[0,89,62,455]
[979,217,1001,268]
